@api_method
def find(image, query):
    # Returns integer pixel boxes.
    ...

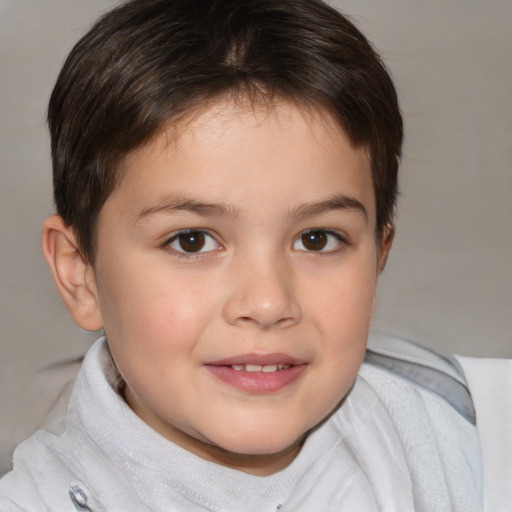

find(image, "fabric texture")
[0,337,483,511]
[456,355,512,512]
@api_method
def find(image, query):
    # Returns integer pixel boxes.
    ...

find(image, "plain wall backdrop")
[1,0,511,474]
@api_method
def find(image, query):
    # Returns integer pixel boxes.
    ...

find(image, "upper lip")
[205,353,306,366]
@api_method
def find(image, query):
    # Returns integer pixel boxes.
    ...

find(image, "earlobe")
[41,215,103,331]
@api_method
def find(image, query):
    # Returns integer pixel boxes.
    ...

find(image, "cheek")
[98,267,217,412]
[305,258,377,328]
[302,255,377,383]
[143,292,217,358]
[96,259,218,355]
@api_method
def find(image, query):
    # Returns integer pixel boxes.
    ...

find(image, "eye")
[293,229,344,252]
[167,230,221,254]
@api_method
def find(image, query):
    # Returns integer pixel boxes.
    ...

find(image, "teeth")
[245,364,262,372]
[230,364,291,372]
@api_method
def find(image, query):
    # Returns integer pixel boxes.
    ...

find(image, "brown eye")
[168,230,220,254]
[293,230,343,253]
[300,230,328,251]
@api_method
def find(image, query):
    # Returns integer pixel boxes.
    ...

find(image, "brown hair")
[48,0,403,262]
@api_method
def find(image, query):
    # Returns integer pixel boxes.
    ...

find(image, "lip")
[205,352,307,394]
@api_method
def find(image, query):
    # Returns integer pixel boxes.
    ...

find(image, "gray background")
[1,0,511,474]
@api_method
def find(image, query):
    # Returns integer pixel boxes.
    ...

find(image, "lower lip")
[205,364,307,393]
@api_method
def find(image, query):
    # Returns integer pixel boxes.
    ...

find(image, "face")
[89,98,390,475]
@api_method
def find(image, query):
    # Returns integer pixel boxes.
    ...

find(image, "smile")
[205,353,307,393]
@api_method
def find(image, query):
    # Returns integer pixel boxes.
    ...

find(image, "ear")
[368,225,395,326]
[377,224,394,274]
[41,215,103,331]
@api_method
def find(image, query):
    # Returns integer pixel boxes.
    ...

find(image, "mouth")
[230,363,291,373]
[205,353,307,393]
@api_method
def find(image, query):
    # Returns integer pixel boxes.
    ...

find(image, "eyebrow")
[289,194,368,221]
[136,196,240,221]
[136,193,368,223]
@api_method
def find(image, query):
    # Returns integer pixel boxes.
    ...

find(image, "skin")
[42,98,392,476]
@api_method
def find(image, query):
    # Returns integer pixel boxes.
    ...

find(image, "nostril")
[276,315,299,328]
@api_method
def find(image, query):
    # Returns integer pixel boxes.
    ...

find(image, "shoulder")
[0,430,73,510]
[0,338,143,511]
[362,333,512,511]
[0,339,112,511]
[328,334,484,511]
[362,333,475,425]
[358,334,479,460]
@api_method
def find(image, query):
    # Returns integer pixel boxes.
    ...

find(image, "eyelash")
[163,228,349,258]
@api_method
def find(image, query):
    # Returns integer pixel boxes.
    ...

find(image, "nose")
[222,254,301,330]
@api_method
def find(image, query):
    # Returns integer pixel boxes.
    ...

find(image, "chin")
[210,424,307,457]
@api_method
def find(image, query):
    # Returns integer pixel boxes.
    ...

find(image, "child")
[0,0,507,510]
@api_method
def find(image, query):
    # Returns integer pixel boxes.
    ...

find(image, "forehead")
[107,97,375,224]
